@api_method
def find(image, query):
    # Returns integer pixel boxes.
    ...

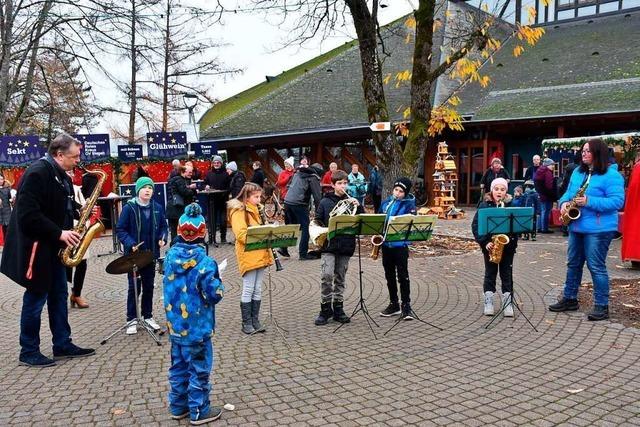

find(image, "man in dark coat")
[524,155,541,181]
[250,160,266,187]
[1,134,95,367]
[166,165,197,243]
[284,163,323,260]
[480,158,511,194]
[204,155,231,246]
[226,161,246,198]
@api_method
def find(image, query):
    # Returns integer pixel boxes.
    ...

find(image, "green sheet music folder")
[245,224,300,251]
[477,207,534,236]
[327,214,386,240]
[385,214,437,242]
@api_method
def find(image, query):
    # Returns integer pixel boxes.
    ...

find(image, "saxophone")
[60,168,106,267]
[488,199,509,264]
[560,173,591,226]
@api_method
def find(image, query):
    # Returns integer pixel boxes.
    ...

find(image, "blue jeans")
[168,339,213,420]
[539,201,552,232]
[286,204,310,257]
[563,231,615,306]
[127,263,156,321]
[20,261,72,357]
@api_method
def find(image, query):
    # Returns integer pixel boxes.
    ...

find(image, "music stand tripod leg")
[383,308,443,336]
[484,290,538,332]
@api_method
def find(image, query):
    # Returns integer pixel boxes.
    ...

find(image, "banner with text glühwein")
[76,133,110,162]
[0,135,45,166]
[147,132,187,159]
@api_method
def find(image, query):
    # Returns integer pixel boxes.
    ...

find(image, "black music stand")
[328,214,386,338]
[478,207,537,331]
[382,215,443,336]
[245,223,300,348]
[97,195,131,257]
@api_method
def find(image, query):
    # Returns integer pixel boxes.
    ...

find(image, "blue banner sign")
[117,144,143,161]
[147,132,187,159]
[0,135,45,166]
[193,142,216,158]
[76,133,110,162]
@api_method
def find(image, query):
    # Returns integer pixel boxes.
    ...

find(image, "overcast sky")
[87,1,416,135]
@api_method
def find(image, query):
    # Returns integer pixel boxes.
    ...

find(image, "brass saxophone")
[370,235,383,260]
[488,199,509,264]
[60,168,106,267]
[560,173,591,226]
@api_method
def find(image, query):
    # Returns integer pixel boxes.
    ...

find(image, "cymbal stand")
[101,264,163,346]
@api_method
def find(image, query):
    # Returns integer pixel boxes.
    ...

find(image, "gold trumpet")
[370,235,383,260]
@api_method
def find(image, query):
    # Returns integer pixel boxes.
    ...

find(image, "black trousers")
[168,218,179,244]
[482,248,515,294]
[207,198,227,243]
[381,246,411,304]
[66,259,87,297]
[372,194,382,214]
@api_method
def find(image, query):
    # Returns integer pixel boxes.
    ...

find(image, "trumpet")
[370,235,383,260]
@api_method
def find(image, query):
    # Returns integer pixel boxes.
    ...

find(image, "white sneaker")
[144,317,161,331]
[126,324,137,335]
[484,291,494,316]
[502,292,514,317]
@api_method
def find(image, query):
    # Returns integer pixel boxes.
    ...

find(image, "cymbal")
[106,250,154,274]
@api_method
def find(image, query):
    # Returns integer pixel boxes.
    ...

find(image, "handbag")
[172,192,184,207]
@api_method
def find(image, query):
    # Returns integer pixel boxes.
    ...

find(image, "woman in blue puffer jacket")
[548,138,625,321]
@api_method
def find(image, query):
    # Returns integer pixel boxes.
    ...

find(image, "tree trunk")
[404,0,438,192]
[128,0,137,144]
[0,0,15,133]
[161,0,171,132]
[345,0,402,197]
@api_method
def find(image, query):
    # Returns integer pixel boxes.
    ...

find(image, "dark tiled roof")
[459,11,640,120]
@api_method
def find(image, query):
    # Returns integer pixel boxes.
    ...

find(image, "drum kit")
[100,248,165,346]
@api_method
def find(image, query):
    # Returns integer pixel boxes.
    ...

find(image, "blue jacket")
[116,198,168,259]
[163,242,224,345]
[558,165,624,233]
[380,194,416,247]
[511,194,525,207]
[523,189,541,215]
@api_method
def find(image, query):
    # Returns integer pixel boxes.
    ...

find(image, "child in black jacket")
[313,170,363,325]
[471,178,519,317]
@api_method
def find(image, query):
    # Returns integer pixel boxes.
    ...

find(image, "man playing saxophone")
[313,170,362,326]
[472,178,519,317]
[1,134,95,367]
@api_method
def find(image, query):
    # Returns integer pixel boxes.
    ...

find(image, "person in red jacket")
[276,157,295,257]
[321,162,338,194]
[622,152,640,269]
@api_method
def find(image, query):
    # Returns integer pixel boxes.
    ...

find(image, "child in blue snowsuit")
[116,177,168,334]
[522,180,541,241]
[378,177,417,320]
[163,203,224,424]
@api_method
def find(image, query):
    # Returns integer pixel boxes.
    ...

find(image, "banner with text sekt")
[117,144,143,162]
[76,133,110,162]
[147,132,187,159]
[0,135,45,166]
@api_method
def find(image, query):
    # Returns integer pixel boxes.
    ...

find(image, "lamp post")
[183,93,198,156]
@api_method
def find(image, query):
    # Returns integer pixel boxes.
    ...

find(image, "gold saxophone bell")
[488,234,510,264]
[370,235,383,260]
[60,168,106,267]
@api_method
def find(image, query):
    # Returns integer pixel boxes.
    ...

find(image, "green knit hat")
[135,176,154,195]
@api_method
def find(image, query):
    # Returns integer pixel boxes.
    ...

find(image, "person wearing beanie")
[204,155,231,246]
[378,177,417,320]
[228,182,274,334]
[116,177,168,335]
[226,161,246,199]
[163,202,225,424]
[275,157,297,258]
[479,157,510,196]
[471,177,518,317]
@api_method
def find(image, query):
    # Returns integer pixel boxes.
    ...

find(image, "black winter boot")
[587,305,609,321]
[240,302,255,334]
[332,301,350,324]
[251,300,265,332]
[314,302,333,326]
[548,298,579,312]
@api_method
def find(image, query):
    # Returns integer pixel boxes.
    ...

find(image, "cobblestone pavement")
[1,211,639,426]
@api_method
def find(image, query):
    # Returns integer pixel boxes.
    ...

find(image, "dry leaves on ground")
[578,279,640,328]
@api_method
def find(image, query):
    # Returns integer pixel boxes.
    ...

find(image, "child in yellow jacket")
[228,182,273,334]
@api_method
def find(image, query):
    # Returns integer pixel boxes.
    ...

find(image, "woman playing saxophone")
[472,178,519,317]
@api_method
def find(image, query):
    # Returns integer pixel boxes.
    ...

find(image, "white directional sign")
[369,122,391,132]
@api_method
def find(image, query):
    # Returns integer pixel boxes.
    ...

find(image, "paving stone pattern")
[1,210,639,426]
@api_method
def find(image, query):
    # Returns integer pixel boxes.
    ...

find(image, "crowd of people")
[0,133,637,425]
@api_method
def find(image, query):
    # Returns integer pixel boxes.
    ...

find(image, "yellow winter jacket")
[228,199,273,276]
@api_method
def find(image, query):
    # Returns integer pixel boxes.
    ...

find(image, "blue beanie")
[135,176,154,195]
